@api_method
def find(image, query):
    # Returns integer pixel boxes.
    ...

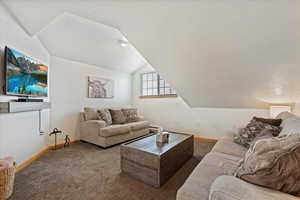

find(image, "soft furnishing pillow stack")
[235,135,300,196]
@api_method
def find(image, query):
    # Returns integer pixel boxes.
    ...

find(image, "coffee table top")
[122,132,193,156]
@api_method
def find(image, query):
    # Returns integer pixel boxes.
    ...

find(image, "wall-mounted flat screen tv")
[4,46,48,97]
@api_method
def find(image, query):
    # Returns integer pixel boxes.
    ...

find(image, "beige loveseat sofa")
[177,112,300,200]
[79,108,150,148]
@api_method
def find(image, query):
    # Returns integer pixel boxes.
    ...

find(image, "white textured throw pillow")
[279,117,300,137]
[276,111,298,120]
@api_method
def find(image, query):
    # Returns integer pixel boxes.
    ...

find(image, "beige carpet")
[10,140,215,200]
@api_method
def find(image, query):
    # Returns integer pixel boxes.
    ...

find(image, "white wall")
[50,56,132,144]
[132,67,269,139]
[192,108,269,139]
[0,110,50,164]
[0,4,50,164]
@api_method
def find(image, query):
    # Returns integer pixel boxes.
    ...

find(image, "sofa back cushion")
[83,107,99,121]
[276,111,299,121]
[235,136,300,196]
[109,109,126,124]
[122,108,139,123]
[279,117,300,137]
[98,109,113,125]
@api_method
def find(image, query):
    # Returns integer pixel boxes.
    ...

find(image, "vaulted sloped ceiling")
[0,1,148,73]
[2,0,300,108]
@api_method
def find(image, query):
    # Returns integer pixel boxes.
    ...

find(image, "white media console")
[0,102,51,113]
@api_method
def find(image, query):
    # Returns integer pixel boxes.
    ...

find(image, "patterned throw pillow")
[109,109,127,124]
[98,109,112,125]
[122,108,139,123]
[235,136,300,196]
[233,118,281,148]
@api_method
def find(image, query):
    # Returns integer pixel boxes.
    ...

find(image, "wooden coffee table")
[120,132,194,187]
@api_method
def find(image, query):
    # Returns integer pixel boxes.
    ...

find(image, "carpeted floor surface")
[10,140,215,200]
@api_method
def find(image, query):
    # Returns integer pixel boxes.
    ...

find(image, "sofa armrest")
[138,115,145,121]
[80,120,106,140]
[84,120,106,128]
[209,176,299,200]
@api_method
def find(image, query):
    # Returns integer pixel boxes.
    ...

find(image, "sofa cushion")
[212,137,247,159]
[279,117,300,137]
[109,109,127,124]
[98,109,112,125]
[177,152,240,200]
[210,175,299,200]
[128,121,150,131]
[99,124,130,137]
[83,107,99,121]
[83,111,99,121]
[235,136,300,196]
[84,107,97,112]
[122,108,139,123]
[276,111,299,120]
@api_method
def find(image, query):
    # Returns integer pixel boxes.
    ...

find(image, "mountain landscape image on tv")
[5,47,48,97]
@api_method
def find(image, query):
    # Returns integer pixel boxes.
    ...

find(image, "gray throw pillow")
[98,109,112,125]
[109,109,127,124]
[235,136,300,196]
[233,118,281,148]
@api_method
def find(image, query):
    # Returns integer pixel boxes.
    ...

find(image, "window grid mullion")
[158,74,160,96]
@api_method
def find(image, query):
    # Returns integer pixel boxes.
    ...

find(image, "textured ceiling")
[2,0,300,108]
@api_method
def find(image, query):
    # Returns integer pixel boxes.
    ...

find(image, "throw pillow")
[235,136,300,196]
[249,129,275,146]
[122,108,139,122]
[109,109,127,124]
[233,118,281,148]
[279,117,300,137]
[98,109,112,125]
[253,117,282,127]
[276,111,298,120]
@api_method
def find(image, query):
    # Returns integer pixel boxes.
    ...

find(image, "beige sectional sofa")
[177,112,300,200]
[79,108,150,148]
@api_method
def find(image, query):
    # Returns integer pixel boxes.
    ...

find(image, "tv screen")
[5,47,48,97]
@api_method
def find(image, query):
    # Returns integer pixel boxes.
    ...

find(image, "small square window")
[143,81,148,89]
[165,88,171,95]
[147,73,153,80]
[141,72,176,98]
[142,89,148,96]
[152,80,158,88]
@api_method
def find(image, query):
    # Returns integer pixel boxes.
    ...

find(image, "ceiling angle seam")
[0,1,33,37]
